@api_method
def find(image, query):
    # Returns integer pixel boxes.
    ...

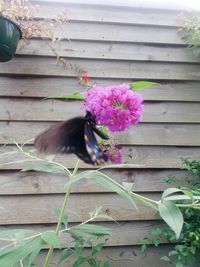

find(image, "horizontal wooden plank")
[116,124,200,146]
[23,20,184,45]
[0,193,160,224]
[34,245,179,267]
[0,121,200,146]
[0,99,200,123]
[0,169,190,195]
[0,221,164,246]
[31,2,184,27]
[0,77,200,102]
[0,145,199,169]
[18,40,199,63]
[2,57,200,80]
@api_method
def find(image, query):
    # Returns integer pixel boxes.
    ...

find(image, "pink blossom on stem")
[106,144,123,164]
[84,84,144,132]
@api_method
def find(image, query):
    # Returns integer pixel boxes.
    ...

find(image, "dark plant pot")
[0,15,22,62]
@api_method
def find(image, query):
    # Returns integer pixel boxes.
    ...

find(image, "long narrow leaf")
[0,236,44,266]
[130,81,159,91]
[162,188,183,200]
[164,195,200,201]
[69,223,110,240]
[22,163,68,175]
[66,170,137,210]
[47,92,85,100]
[0,229,34,240]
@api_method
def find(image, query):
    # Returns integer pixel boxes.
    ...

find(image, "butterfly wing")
[84,121,108,165]
[34,117,86,154]
[34,116,99,164]
[34,113,109,165]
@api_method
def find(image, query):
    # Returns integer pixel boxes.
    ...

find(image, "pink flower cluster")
[106,144,123,164]
[84,84,144,132]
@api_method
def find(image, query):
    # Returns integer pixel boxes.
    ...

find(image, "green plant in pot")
[0,14,22,62]
[0,0,68,62]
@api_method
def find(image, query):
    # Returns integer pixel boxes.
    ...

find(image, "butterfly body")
[34,112,109,165]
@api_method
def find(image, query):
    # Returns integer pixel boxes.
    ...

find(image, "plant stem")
[13,140,72,176]
[97,171,158,211]
[43,160,80,267]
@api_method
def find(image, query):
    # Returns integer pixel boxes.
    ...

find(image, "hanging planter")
[0,15,22,62]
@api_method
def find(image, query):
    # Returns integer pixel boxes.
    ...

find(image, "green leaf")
[153,239,161,246]
[69,224,110,240]
[160,256,171,262]
[130,81,159,91]
[14,231,25,245]
[21,239,44,267]
[59,248,74,263]
[141,244,147,254]
[103,261,110,267]
[164,195,200,201]
[87,258,99,267]
[122,182,134,192]
[45,154,55,161]
[168,250,178,257]
[175,261,183,267]
[151,228,162,236]
[91,243,105,256]
[66,170,138,210]
[22,163,68,175]
[158,200,183,239]
[0,236,43,266]
[0,229,33,240]
[181,188,194,200]
[54,208,68,227]
[73,256,88,267]
[140,237,152,245]
[41,231,61,248]
[48,92,85,100]
[162,188,183,200]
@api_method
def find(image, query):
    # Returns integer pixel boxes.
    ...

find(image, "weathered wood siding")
[0,1,199,266]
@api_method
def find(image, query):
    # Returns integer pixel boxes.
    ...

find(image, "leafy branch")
[2,141,200,241]
[141,159,200,267]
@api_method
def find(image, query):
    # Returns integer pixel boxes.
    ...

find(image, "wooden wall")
[0,1,200,266]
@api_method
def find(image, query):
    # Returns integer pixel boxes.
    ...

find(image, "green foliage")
[180,18,200,57]
[41,231,61,248]
[0,236,45,267]
[67,170,138,210]
[69,224,110,240]
[54,208,68,227]
[158,200,183,239]
[130,81,159,91]
[141,159,200,266]
[59,223,110,267]
[22,162,68,175]
[47,92,85,100]
[1,142,200,266]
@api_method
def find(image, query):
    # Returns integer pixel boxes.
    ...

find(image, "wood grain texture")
[0,121,199,146]
[0,169,189,195]
[17,40,200,63]
[20,21,183,44]
[0,193,160,224]
[0,145,199,169]
[0,99,200,122]
[31,2,185,27]
[0,4,199,264]
[1,78,200,102]
[2,57,200,80]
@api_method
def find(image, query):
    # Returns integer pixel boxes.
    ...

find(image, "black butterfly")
[34,111,109,165]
